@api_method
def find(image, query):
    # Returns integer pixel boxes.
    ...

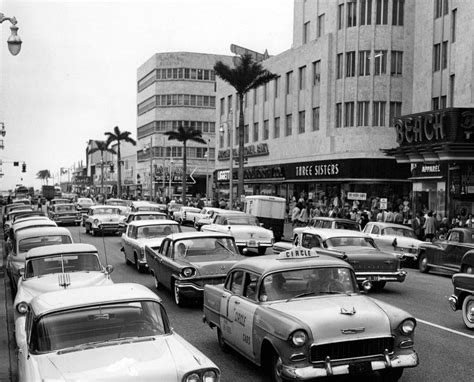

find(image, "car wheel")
[418,253,430,273]
[462,295,474,329]
[258,247,267,256]
[381,367,404,382]
[124,250,131,265]
[268,350,290,382]
[85,223,90,234]
[372,281,386,291]
[152,271,161,290]
[217,328,229,352]
[173,280,185,307]
[92,228,97,237]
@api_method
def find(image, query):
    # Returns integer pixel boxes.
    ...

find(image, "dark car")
[418,228,474,274]
[448,250,474,329]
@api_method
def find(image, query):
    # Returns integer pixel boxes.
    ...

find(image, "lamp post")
[205,139,210,201]
[219,110,233,209]
[168,159,174,200]
[0,13,22,55]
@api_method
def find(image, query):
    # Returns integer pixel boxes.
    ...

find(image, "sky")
[0,0,294,191]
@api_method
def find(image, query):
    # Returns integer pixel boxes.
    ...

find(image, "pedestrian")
[37,197,43,211]
[411,213,422,240]
[291,202,302,227]
[423,211,437,242]
[394,209,404,224]
[466,214,473,228]
[359,212,369,230]
[297,203,310,227]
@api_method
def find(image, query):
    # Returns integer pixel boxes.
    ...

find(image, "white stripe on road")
[417,318,474,339]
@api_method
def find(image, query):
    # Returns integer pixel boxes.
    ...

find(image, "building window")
[318,14,325,37]
[303,21,310,44]
[274,117,280,138]
[263,120,269,140]
[346,51,356,77]
[312,107,320,131]
[451,9,457,42]
[338,3,344,29]
[336,103,342,128]
[285,114,292,136]
[441,96,447,109]
[298,111,306,134]
[227,95,233,114]
[312,60,321,85]
[286,71,293,94]
[374,51,387,75]
[263,83,268,102]
[275,76,280,98]
[444,0,449,15]
[392,0,404,25]
[359,51,371,76]
[391,51,403,75]
[357,101,370,126]
[373,101,386,126]
[220,98,225,116]
[347,1,357,27]
[244,94,248,108]
[376,0,388,25]
[389,102,402,126]
[435,0,442,18]
[432,97,439,110]
[254,88,258,105]
[433,44,441,71]
[253,122,259,142]
[442,41,448,69]
[219,132,224,148]
[360,0,372,25]
[449,74,455,106]
[244,124,249,143]
[336,53,343,79]
[299,66,306,90]
[344,102,355,127]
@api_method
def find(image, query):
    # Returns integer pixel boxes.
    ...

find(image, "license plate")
[349,361,372,375]
[368,276,379,281]
[247,240,258,247]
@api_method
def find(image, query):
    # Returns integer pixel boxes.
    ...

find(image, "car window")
[372,225,380,234]
[301,233,321,248]
[448,231,460,243]
[25,253,101,277]
[137,225,178,239]
[161,240,170,257]
[336,222,360,231]
[18,235,73,253]
[325,236,376,248]
[382,227,415,238]
[227,271,244,295]
[243,272,259,301]
[322,221,332,228]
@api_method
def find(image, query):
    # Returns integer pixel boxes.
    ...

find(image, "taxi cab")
[203,248,418,381]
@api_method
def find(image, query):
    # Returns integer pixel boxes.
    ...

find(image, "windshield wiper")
[287,291,317,302]
[57,336,153,354]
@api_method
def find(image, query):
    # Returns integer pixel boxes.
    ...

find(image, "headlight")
[400,318,416,335]
[290,330,307,347]
[181,267,196,278]
[202,370,218,382]
[185,373,200,382]
[16,301,28,315]
[93,219,99,225]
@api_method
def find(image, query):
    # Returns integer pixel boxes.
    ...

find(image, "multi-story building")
[136,52,232,201]
[215,0,474,219]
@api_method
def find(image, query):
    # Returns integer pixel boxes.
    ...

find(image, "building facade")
[136,52,232,200]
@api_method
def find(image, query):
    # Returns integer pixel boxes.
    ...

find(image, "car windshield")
[106,200,128,206]
[137,207,161,212]
[334,222,360,231]
[137,224,180,238]
[225,216,259,226]
[133,214,165,221]
[78,199,93,205]
[55,205,75,212]
[30,300,169,353]
[174,237,239,260]
[259,267,357,302]
[325,236,376,248]
[19,235,73,253]
[93,208,120,215]
[25,253,102,278]
[382,227,416,238]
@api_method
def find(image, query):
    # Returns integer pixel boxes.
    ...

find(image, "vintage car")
[290,217,361,245]
[3,207,35,237]
[193,207,227,231]
[6,226,73,294]
[11,211,47,225]
[274,228,406,291]
[167,202,183,219]
[13,243,114,345]
[83,205,123,236]
[121,220,181,272]
[47,198,72,211]
[173,206,202,225]
[448,250,474,329]
[4,201,32,216]
[75,197,94,213]
[202,211,274,255]
[145,231,245,306]
[418,227,474,274]
[47,203,82,226]
[203,248,418,381]
[105,198,131,215]
[17,283,220,382]
[7,219,58,244]
[363,222,423,263]
[130,200,167,213]
[118,210,167,233]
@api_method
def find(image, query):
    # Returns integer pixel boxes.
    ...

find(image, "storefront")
[384,107,474,219]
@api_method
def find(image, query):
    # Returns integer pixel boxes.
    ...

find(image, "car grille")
[310,337,394,362]
[199,277,226,286]
[351,262,397,272]
[100,223,119,229]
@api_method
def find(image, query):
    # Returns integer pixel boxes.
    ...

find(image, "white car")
[194,207,227,230]
[17,283,220,382]
[173,206,202,226]
[83,205,123,236]
[121,220,182,272]
[14,243,114,347]
[202,211,274,255]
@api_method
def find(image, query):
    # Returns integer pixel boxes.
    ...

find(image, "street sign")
[347,192,367,201]
[379,198,388,210]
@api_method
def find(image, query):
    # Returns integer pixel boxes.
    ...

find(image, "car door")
[445,231,466,271]
[122,225,135,262]
[157,239,174,290]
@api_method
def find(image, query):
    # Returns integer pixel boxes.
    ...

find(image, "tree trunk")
[237,93,245,210]
[182,141,187,204]
[117,141,122,197]
[100,152,104,195]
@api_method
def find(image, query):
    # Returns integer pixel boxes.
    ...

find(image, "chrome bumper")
[356,270,407,283]
[448,295,458,311]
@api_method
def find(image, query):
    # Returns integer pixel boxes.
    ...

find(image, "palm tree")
[88,140,116,196]
[214,54,277,207]
[105,126,137,198]
[162,123,207,203]
[36,169,51,184]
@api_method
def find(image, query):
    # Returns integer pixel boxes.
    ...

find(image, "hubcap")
[174,284,180,304]
[421,257,427,268]
[466,266,473,274]
[466,300,474,323]
[274,356,284,381]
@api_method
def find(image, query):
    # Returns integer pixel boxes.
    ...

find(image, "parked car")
[418,228,474,274]
[3,208,36,238]
[449,250,474,329]
[48,203,82,226]
[202,211,274,255]
[118,210,167,233]
[203,248,418,381]
[6,226,73,294]
[17,283,220,382]
[121,220,181,272]
[145,232,245,306]
[83,205,123,236]
[194,207,227,231]
[75,197,94,213]
[105,198,131,215]
[363,222,423,263]
[7,219,57,244]
[274,228,407,291]
[173,206,202,225]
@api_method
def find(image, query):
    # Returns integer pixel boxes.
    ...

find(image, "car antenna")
[101,229,109,266]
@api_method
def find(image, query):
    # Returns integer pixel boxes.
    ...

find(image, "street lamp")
[0,13,22,56]
[219,110,233,209]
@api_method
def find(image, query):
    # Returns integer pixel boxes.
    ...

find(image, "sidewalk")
[1,235,15,382]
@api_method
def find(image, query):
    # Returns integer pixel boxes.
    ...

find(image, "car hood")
[92,214,122,222]
[226,225,274,238]
[269,294,391,343]
[328,246,396,261]
[177,256,245,275]
[33,334,214,381]
[376,235,422,248]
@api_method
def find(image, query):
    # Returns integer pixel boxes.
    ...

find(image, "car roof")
[30,283,161,317]
[165,231,234,240]
[130,211,166,216]
[128,219,178,227]
[89,205,121,209]
[13,220,57,231]
[233,253,351,275]
[26,243,98,259]
[215,210,248,216]
[51,203,75,207]
[298,227,370,240]
[367,222,413,229]
[15,226,72,240]
[180,206,200,210]
[51,198,70,202]
[131,201,160,206]
[311,216,358,223]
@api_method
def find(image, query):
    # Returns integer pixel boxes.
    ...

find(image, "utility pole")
[149,136,153,201]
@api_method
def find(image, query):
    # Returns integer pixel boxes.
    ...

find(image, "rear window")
[26,253,101,277]
[19,235,72,253]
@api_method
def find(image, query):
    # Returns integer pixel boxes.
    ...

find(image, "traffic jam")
[2,194,473,382]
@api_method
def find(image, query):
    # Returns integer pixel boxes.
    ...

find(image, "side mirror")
[105,265,114,274]
[18,268,25,277]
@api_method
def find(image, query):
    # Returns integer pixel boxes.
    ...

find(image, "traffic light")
[21,163,26,172]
